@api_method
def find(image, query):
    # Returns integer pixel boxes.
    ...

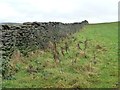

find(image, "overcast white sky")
[0,0,119,23]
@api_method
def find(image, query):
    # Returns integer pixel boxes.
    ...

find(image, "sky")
[0,0,119,23]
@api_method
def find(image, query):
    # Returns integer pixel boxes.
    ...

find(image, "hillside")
[2,22,118,88]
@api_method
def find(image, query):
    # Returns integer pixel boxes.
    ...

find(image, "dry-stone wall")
[0,20,88,79]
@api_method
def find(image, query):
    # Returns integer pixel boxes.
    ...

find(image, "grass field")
[2,22,118,88]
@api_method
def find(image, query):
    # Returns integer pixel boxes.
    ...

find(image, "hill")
[2,22,118,88]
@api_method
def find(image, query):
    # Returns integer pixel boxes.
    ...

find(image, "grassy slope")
[2,22,118,88]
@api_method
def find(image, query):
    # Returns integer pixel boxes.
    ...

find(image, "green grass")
[2,22,118,88]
